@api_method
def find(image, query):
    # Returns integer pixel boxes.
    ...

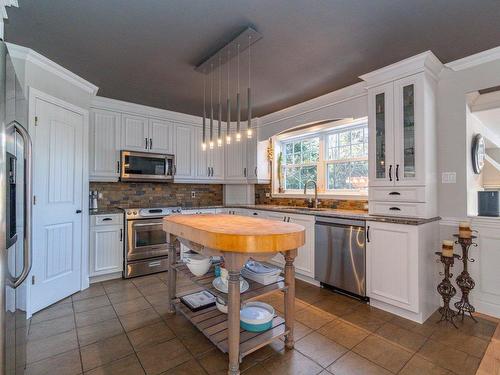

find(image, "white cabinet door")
[368,82,395,187]
[224,138,247,182]
[122,114,149,151]
[89,109,121,181]
[366,221,419,312]
[288,213,315,278]
[194,127,210,180]
[90,226,123,277]
[173,123,195,180]
[393,74,425,186]
[149,118,173,154]
[209,140,225,180]
[246,136,258,181]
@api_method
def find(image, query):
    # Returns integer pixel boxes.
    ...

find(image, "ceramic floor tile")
[84,353,145,375]
[164,313,200,338]
[312,296,358,317]
[107,288,143,304]
[197,348,267,375]
[399,355,454,375]
[72,284,105,301]
[417,339,481,375]
[178,330,216,357]
[328,351,392,375]
[341,309,388,332]
[113,296,151,316]
[119,307,162,332]
[75,305,117,328]
[28,314,75,341]
[137,282,169,296]
[294,305,337,330]
[132,275,164,288]
[77,318,124,346]
[260,348,323,375]
[80,333,134,372]
[352,334,413,373]
[161,358,208,374]
[73,295,110,314]
[102,279,137,294]
[24,348,82,375]
[136,337,193,375]
[375,322,427,353]
[430,324,490,358]
[390,315,438,338]
[294,331,348,367]
[31,303,74,324]
[127,321,175,351]
[317,319,369,349]
[27,329,79,363]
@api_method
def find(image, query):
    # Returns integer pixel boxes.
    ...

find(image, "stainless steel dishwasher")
[314,217,366,298]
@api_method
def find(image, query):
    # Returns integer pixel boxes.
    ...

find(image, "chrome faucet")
[303,180,319,208]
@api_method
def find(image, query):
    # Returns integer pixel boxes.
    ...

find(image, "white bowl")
[216,297,227,314]
[185,256,211,276]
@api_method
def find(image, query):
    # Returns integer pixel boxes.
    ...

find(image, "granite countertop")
[89,208,124,215]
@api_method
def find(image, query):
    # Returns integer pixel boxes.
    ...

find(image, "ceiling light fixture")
[247,34,253,139]
[209,63,214,150]
[202,69,206,151]
[217,56,222,148]
[226,48,231,145]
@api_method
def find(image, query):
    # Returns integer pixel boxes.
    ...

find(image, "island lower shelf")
[175,302,288,359]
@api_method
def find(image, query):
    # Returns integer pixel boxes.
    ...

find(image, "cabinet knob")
[76,209,82,214]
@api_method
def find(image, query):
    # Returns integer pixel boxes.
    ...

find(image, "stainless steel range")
[123,206,182,278]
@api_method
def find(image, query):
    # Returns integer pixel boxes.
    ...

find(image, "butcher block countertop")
[163,214,305,253]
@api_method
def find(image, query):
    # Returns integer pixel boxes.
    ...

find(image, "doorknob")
[76,209,82,214]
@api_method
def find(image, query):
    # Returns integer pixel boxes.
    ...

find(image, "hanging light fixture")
[226,48,231,145]
[247,35,253,139]
[236,43,241,142]
[209,63,214,150]
[202,69,207,151]
[217,56,222,147]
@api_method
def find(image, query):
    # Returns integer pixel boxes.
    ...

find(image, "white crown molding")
[6,42,99,95]
[445,46,500,72]
[359,51,443,88]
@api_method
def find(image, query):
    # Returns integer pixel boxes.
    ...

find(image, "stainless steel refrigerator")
[0,41,32,375]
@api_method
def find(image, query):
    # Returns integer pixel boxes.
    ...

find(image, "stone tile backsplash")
[90,182,223,210]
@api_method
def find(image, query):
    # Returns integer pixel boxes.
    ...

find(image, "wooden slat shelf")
[175,302,288,359]
[173,262,286,303]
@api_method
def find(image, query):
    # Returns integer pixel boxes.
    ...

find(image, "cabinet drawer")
[91,214,123,226]
[369,186,426,202]
[369,201,427,217]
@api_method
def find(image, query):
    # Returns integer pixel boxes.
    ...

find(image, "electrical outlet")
[265,192,270,198]
[191,191,196,198]
[441,172,456,184]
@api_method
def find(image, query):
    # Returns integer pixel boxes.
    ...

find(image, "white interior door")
[29,91,85,314]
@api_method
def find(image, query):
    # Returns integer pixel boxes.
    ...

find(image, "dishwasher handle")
[315,217,365,228]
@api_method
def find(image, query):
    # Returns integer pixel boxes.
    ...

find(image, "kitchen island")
[163,214,305,375]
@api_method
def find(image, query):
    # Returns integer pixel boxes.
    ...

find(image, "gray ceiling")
[5,0,500,118]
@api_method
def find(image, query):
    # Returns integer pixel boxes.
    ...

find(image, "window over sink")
[275,118,368,198]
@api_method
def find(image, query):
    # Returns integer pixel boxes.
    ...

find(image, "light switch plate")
[441,172,456,184]
[191,191,196,198]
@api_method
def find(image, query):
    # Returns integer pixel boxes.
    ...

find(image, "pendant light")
[202,70,207,151]
[226,48,231,145]
[247,35,253,139]
[236,43,241,142]
[209,63,214,150]
[217,56,222,147]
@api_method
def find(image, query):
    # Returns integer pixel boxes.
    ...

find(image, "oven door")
[127,218,169,261]
[120,150,174,182]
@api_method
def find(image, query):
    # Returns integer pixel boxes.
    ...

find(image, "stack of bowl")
[184,253,211,276]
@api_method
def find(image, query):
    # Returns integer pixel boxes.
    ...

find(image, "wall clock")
[471,134,485,174]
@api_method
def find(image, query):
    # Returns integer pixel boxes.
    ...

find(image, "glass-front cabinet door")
[368,82,394,186]
[394,74,424,186]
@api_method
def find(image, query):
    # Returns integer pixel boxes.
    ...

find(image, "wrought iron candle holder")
[435,252,460,328]
[453,234,478,323]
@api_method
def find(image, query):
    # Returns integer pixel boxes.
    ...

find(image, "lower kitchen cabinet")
[89,214,124,277]
[366,220,439,323]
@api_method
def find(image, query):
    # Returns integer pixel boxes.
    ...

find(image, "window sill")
[271,192,368,201]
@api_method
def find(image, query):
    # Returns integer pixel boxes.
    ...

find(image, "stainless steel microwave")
[120,150,174,182]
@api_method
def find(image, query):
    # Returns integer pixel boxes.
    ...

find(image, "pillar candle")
[459,222,472,239]
[442,240,454,257]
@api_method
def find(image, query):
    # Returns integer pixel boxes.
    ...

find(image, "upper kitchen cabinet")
[121,113,149,151]
[246,136,271,184]
[173,123,196,180]
[149,118,173,154]
[361,51,442,218]
[225,136,247,183]
[89,109,121,181]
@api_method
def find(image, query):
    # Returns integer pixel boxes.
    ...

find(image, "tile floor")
[24,272,498,375]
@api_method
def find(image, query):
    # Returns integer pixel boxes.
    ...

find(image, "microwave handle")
[7,121,33,289]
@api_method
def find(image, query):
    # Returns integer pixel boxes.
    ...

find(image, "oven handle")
[132,222,163,227]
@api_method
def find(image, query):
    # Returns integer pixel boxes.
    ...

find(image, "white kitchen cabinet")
[194,127,225,182]
[366,220,439,322]
[89,109,121,181]
[89,214,124,278]
[224,137,247,182]
[121,114,149,152]
[173,123,196,180]
[149,118,173,154]
[246,137,271,184]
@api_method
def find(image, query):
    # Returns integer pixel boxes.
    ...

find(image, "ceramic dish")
[212,277,249,294]
[185,255,211,276]
[215,296,227,313]
[240,301,275,332]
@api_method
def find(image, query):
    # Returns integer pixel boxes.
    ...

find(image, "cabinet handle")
[211,167,214,177]
[388,191,401,195]
[116,161,120,173]
[389,207,401,211]
[76,210,82,214]
[254,166,257,176]
[120,228,123,242]
[173,165,177,175]
[367,226,370,242]
[145,138,148,149]
[253,212,258,216]
[389,165,392,181]
[396,164,400,181]
[207,167,210,176]
[149,138,153,149]
[243,167,247,177]
[287,217,291,222]
[102,217,112,221]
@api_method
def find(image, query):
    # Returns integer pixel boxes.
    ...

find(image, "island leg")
[166,233,177,314]
[283,249,297,350]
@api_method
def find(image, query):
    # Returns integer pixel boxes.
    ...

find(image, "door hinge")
[33,195,36,205]
[31,275,35,285]
[34,116,38,126]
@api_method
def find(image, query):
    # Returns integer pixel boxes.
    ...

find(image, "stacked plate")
[241,260,281,285]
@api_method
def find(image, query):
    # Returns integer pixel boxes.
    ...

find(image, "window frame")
[281,135,320,193]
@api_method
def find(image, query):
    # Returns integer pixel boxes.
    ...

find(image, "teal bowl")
[240,319,273,332]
